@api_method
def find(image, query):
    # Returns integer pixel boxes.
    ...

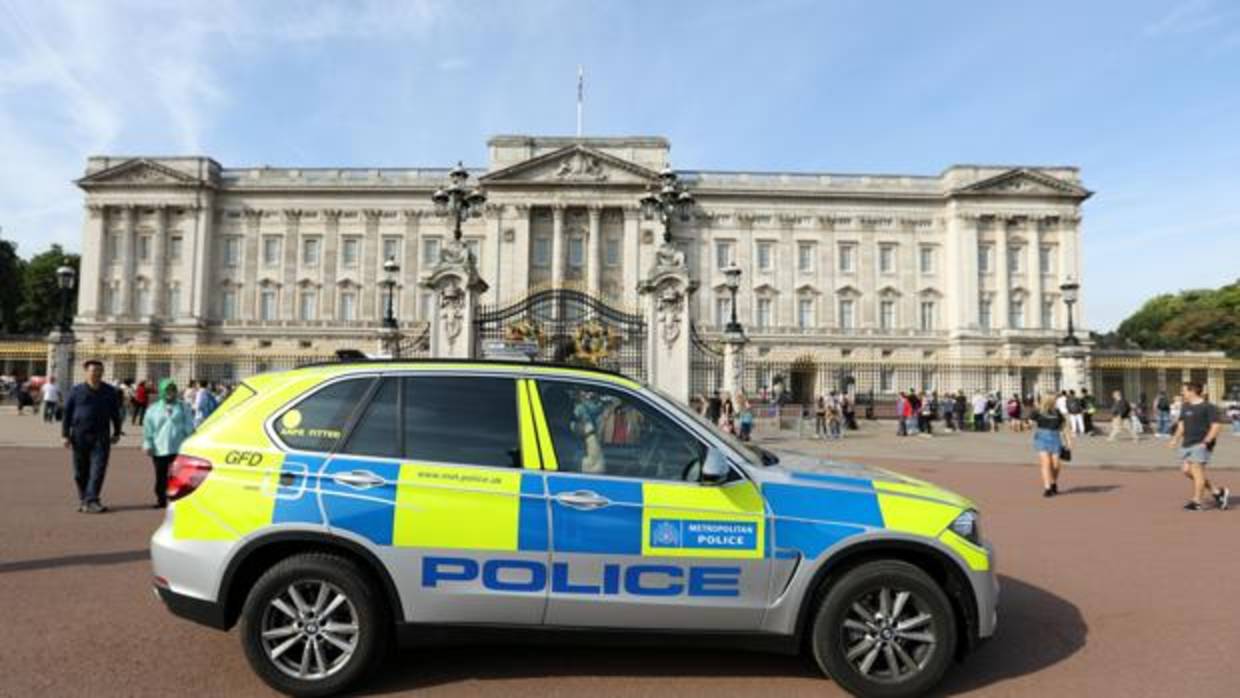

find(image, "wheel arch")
[794,538,980,659]
[217,531,404,630]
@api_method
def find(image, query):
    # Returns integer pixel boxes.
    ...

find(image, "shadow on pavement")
[936,575,1087,695]
[0,549,149,574]
[360,574,1084,695]
[1057,484,1122,495]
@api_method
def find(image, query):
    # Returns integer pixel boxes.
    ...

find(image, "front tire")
[240,553,385,697]
[810,560,957,698]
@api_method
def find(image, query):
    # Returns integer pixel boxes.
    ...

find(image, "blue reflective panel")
[547,475,642,555]
[773,519,868,559]
[762,483,884,528]
[787,471,874,489]
[518,473,549,552]
[272,453,327,525]
[319,456,401,545]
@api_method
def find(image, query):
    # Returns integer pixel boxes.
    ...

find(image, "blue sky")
[1,0,1237,330]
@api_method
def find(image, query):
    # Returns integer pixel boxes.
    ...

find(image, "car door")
[531,377,770,630]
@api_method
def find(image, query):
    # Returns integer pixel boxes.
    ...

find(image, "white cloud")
[1143,0,1225,37]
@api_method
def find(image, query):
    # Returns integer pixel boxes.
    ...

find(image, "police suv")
[152,360,997,697]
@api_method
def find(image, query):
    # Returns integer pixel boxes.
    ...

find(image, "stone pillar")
[622,206,641,307]
[362,209,382,319]
[1057,343,1089,394]
[189,197,216,323]
[551,205,565,289]
[420,238,489,359]
[282,210,300,319]
[510,205,532,297]
[1027,217,1044,328]
[46,329,75,396]
[994,215,1010,329]
[119,205,136,317]
[78,204,107,321]
[151,206,168,319]
[638,241,698,404]
[722,329,748,399]
[587,205,602,296]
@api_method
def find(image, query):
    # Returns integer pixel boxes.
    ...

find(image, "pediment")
[835,284,862,297]
[955,169,1090,198]
[77,159,204,188]
[752,282,780,295]
[795,283,821,295]
[481,145,660,186]
[877,285,903,297]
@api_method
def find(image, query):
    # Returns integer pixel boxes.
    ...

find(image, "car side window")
[402,375,521,468]
[536,381,705,481]
[275,377,375,453]
[341,378,400,458]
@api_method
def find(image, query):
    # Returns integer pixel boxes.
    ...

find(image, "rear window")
[275,378,374,452]
[196,383,257,430]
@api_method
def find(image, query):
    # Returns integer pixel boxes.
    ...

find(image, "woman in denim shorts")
[1032,393,1073,497]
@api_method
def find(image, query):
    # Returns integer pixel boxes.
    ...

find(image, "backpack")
[1157,396,1170,411]
[197,390,219,419]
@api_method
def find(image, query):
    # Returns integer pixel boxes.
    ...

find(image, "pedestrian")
[1007,393,1022,432]
[971,391,987,432]
[918,391,934,437]
[1154,390,1172,438]
[1168,382,1229,511]
[718,394,736,435]
[826,391,843,440]
[1032,393,1073,497]
[1131,399,1147,437]
[905,389,922,436]
[41,376,61,423]
[954,391,967,432]
[706,391,722,425]
[815,396,827,439]
[142,378,195,508]
[842,394,858,431]
[1107,390,1139,442]
[895,392,908,436]
[1228,400,1240,437]
[1065,390,1085,434]
[132,379,149,426]
[1081,388,1097,435]
[61,360,123,513]
[16,378,35,415]
[736,391,754,442]
[120,379,135,424]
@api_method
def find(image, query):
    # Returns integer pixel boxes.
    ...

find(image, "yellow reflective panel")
[872,474,975,510]
[641,481,765,559]
[516,380,542,470]
[392,463,521,551]
[875,488,961,538]
[939,529,990,572]
[526,382,559,471]
[171,448,282,540]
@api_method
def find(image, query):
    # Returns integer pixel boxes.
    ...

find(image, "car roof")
[287,358,642,389]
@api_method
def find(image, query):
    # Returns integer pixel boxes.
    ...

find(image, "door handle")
[554,490,611,510]
[332,470,385,489]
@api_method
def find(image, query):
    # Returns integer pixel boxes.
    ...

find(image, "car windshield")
[647,385,779,467]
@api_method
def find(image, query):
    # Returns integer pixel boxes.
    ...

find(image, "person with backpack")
[1155,390,1172,438]
[193,379,219,427]
[1066,390,1085,435]
[1107,390,1139,442]
[1081,388,1097,435]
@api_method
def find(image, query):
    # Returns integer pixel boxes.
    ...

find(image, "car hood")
[760,450,976,511]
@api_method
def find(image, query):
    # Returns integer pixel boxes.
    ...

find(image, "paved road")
[1,444,1237,697]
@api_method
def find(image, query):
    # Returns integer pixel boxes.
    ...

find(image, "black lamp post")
[56,264,76,332]
[431,162,487,244]
[1060,278,1080,346]
[381,257,399,330]
[722,262,743,334]
[639,166,695,244]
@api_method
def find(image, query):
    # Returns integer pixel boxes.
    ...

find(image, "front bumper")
[973,540,999,640]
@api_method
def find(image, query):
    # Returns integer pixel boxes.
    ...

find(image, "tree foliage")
[0,236,79,337]
[0,235,24,334]
[1114,281,1240,357]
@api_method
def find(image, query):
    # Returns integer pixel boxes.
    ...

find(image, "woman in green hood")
[142,378,195,508]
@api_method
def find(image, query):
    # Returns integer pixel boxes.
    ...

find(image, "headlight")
[949,509,981,545]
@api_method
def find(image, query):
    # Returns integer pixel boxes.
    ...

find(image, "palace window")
[1009,297,1025,328]
[423,238,442,266]
[341,238,359,267]
[299,290,318,321]
[338,291,357,321]
[168,236,183,262]
[798,298,814,329]
[919,246,936,274]
[798,243,815,273]
[222,289,238,320]
[531,237,550,268]
[755,297,772,329]
[715,241,733,270]
[756,242,773,271]
[382,237,400,264]
[167,286,180,318]
[302,238,320,266]
[605,236,621,267]
[920,301,936,331]
[838,244,855,273]
[224,237,241,267]
[1039,245,1054,274]
[879,245,895,274]
[978,244,993,273]
[107,233,120,263]
[1041,297,1055,328]
[262,237,281,266]
[838,298,855,328]
[260,289,277,321]
[715,297,732,328]
[880,300,895,330]
[979,297,992,329]
[567,237,584,268]
[1007,245,1022,274]
[138,235,151,262]
[419,291,433,321]
[136,285,151,316]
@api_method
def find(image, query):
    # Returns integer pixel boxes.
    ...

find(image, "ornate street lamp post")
[432,162,487,247]
[381,257,399,330]
[1060,278,1080,346]
[56,264,77,332]
[639,166,695,245]
[722,262,743,335]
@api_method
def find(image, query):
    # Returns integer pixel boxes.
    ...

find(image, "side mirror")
[701,447,730,485]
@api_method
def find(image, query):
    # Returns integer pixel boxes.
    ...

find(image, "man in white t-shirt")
[41,377,62,423]
[971,392,988,432]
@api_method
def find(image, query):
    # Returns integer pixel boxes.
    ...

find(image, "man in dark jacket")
[61,360,123,513]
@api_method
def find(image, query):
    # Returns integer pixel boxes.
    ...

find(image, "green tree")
[0,233,24,334]
[1115,281,1240,357]
[16,245,80,335]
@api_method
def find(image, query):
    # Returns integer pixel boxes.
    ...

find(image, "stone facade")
[73,135,1091,365]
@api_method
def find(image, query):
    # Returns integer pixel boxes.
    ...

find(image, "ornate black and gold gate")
[475,288,647,380]
[690,323,724,398]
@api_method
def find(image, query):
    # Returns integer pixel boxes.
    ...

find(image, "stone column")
[119,205,136,317]
[722,329,748,399]
[151,206,168,319]
[362,209,383,320]
[189,198,215,323]
[622,206,640,306]
[282,209,299,319]
[551,204,565,289]
[401,210,421,324]
[1027,217,1044,328]
[510,204,531,296]
[78,204,107,321]
[994,215,1010,329]
[419,238,489,359]
[323,209,343,320]
[587,205,602,296]
[242,209,264,320]
[46,329,75,398]
[1057,343,1089,394]
[320,208,338,321]
[638,241,698,404]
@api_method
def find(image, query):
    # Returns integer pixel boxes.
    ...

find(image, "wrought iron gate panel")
[475,289,646,380]
[690,323,724,397]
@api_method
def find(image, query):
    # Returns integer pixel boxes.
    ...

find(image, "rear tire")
[810,560,957,698]
[240,553,386,697]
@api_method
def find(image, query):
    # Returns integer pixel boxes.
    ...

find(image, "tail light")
[167,455,212,501]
